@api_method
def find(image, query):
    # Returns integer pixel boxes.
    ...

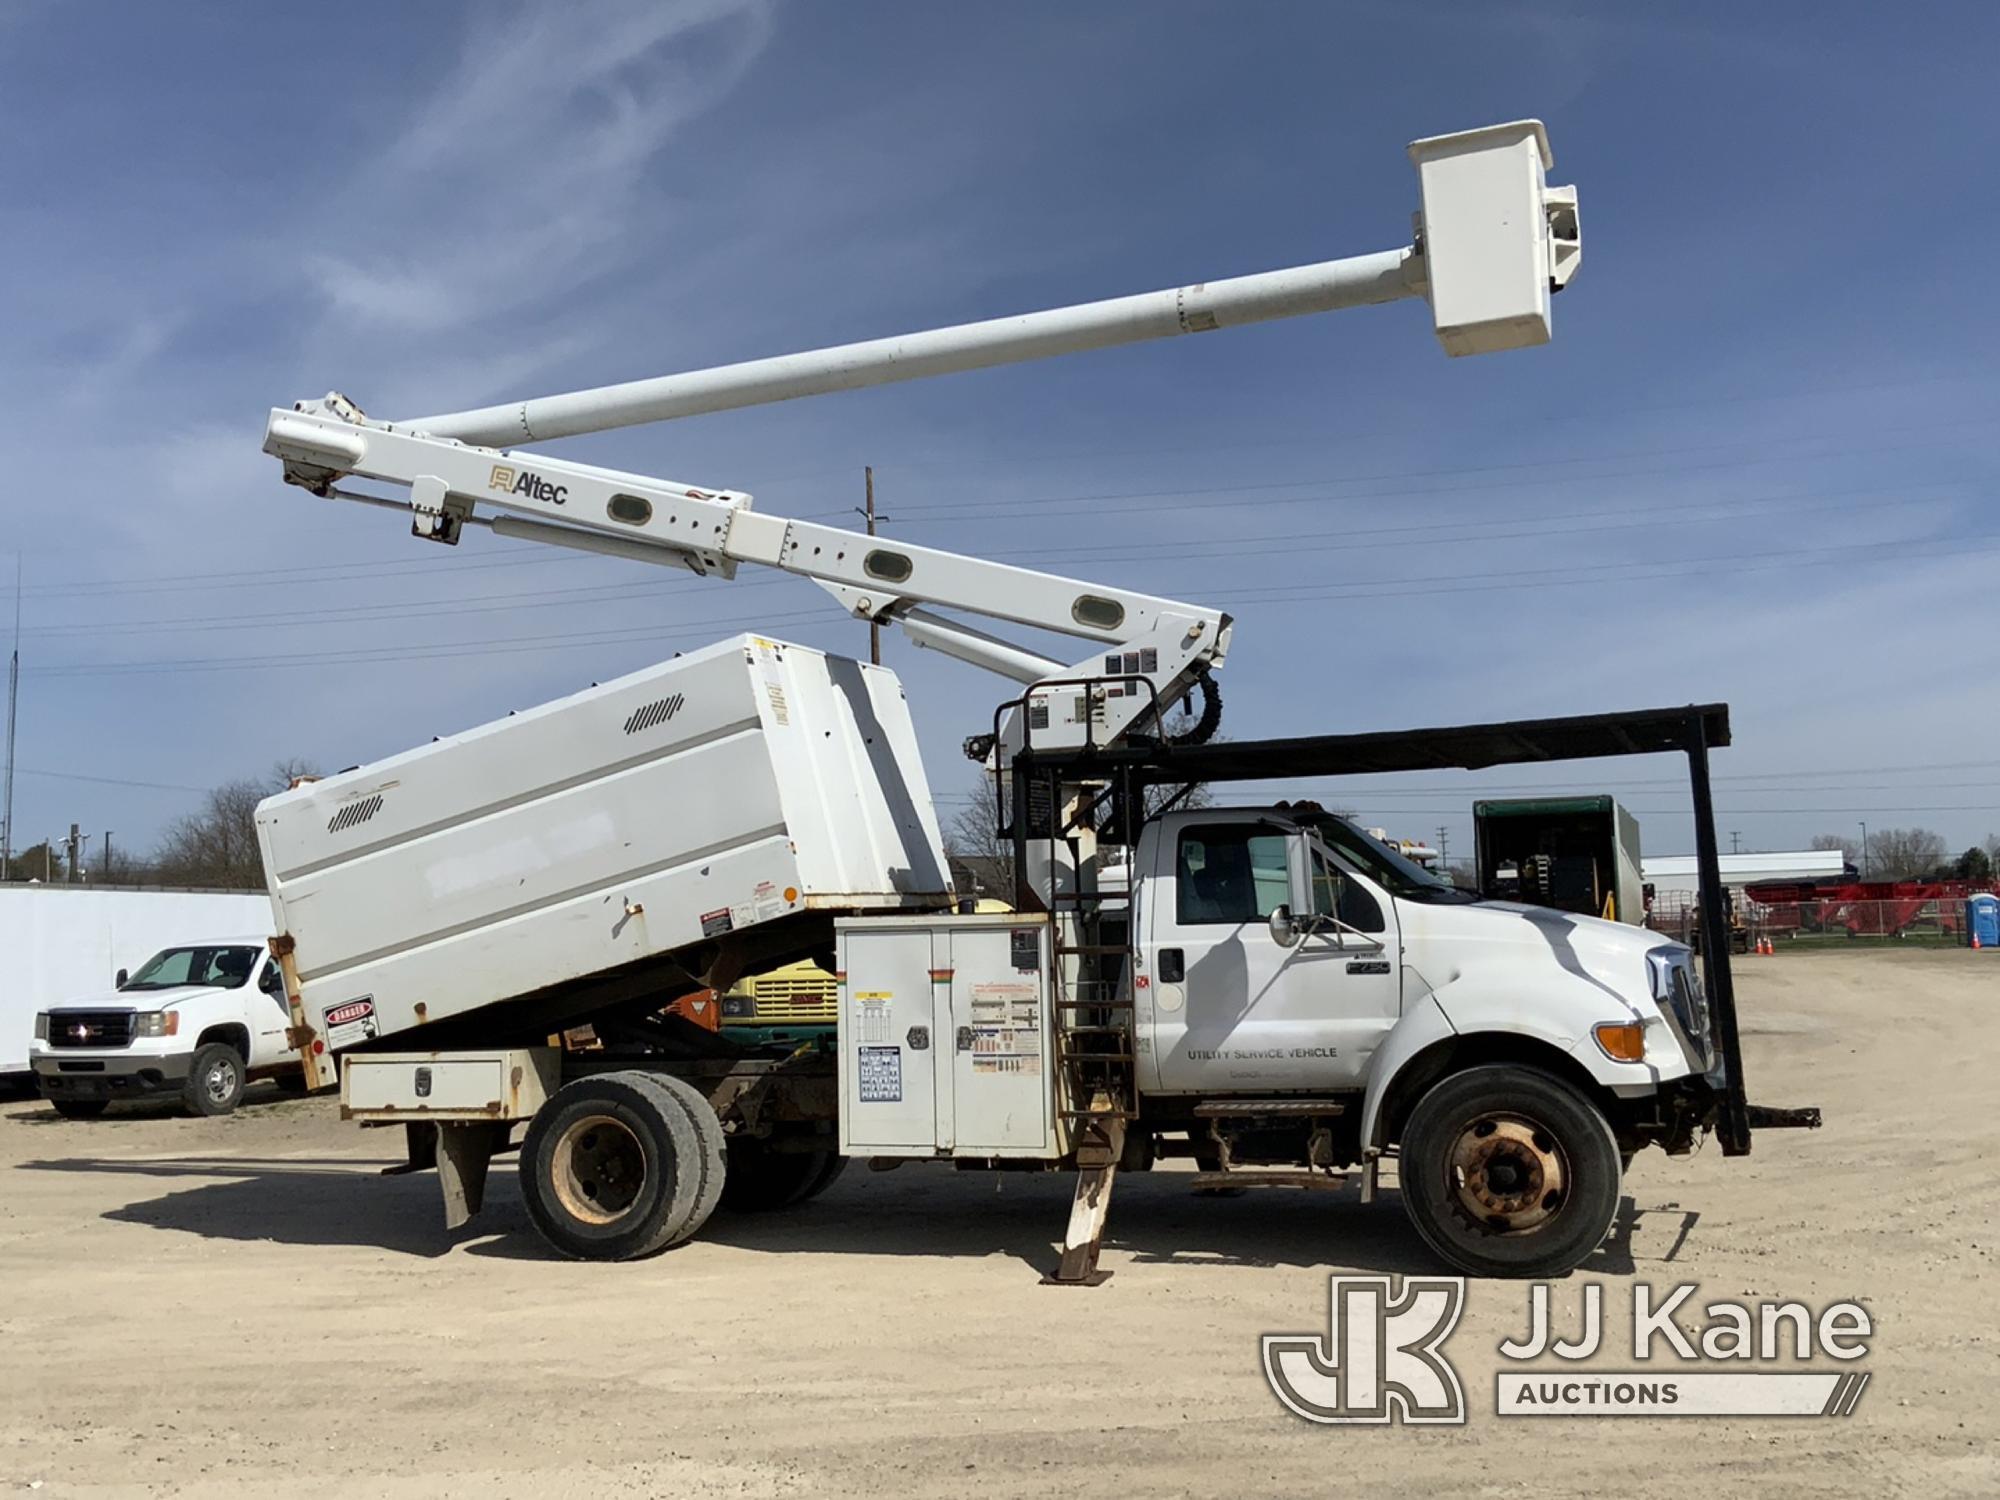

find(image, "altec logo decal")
[1264,1278,1874,1424]
[488,464,567,505]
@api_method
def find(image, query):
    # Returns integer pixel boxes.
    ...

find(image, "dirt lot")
[2,950,1993,1498]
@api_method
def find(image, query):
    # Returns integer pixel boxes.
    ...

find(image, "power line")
[879,418,1990,521]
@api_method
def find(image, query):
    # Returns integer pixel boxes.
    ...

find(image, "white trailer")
[244,118,1812,1278]
[0,886,270,1077]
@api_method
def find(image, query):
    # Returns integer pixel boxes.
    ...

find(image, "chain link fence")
[1648,889,1997,949]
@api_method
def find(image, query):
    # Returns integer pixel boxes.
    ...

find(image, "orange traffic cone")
[1975,931,1983,951]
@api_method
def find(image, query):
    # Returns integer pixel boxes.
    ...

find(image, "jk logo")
[1263,1276,1468,1425]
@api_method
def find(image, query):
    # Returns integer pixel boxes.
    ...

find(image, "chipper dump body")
[257,635,950,1073]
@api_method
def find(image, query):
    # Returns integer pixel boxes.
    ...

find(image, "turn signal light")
[1593,1021,1646,1062]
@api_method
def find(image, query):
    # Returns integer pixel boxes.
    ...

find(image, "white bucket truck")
[250,120,1815,1278]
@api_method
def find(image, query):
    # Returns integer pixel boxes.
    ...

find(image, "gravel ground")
[1,949,1993,1498]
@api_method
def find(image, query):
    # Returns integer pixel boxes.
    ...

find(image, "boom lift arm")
[263,120,1579,762]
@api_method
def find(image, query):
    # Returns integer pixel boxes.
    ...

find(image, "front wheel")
[1398,1064,1622,1279]
[182,1044,245,1117]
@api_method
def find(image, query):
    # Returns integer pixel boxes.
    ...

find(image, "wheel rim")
[1446,1112,1569,1235]
[552,1114,646,1225]
[204,1057,239,1104]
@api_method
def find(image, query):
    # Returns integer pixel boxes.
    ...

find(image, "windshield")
[121,945,260,991]
[1305,815,1479,904]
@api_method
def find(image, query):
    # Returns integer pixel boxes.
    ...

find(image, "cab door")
[251,957,292,1064]
[1141,819,1401,1095]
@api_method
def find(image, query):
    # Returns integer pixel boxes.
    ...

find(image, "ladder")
[994,680,1166,1284]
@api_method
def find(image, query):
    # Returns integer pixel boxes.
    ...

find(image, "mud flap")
[436,1121,510,1231]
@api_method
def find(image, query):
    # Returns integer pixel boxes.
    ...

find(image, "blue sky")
[2,0,1997,871]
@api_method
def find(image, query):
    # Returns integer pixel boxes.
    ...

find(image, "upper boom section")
[390,120,1577,448]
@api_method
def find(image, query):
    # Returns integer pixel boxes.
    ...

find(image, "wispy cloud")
[306,0,774,338]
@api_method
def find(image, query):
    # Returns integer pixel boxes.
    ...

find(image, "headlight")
[133,1011,180,1038]
[33,1012,48,1041]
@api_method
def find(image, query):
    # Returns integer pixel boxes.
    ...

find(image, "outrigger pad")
[1745,1103,1823,1130]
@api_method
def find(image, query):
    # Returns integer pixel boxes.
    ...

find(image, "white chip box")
[837,914,1062,1160]
[259,635,952,1053]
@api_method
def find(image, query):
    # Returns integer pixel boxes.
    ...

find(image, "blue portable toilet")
[1968,893,2000,950]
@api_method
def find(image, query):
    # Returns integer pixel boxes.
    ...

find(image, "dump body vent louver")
[328,794,384,835]
[623,693,685,735]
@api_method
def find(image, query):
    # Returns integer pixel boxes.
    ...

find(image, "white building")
[1641,849,1847,904]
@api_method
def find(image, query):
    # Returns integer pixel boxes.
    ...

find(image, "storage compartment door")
[837,926,942,1154]
[946,923,1056,1157]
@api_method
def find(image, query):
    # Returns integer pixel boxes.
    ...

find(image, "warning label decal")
[322,997,378,1051]
[857,1045,902,1103]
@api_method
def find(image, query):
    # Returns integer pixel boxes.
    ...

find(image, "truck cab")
[1121,804,1717,1274]
[31,937,299,1118]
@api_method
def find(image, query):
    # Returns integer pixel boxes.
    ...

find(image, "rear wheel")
[796,1152,848,1203]
[182,1043,245,1117]
[520,1072,707,1261]
[51,1099,109,1120]
[720,1141,836,1212]
[637,1072,726,1244]
[1398,1064,1622,1279]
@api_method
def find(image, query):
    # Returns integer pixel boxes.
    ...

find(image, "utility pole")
[66,822,80,884]
[1859,821,1869,880]
[1730,830,1742,855]
[102,830,113,885]
[1435,825,1450,866]
[857,466,890,667]
[2,554,18,883]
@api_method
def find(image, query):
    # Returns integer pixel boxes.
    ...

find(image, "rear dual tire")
[719,1141,846,1212]
[520,1071,726,1261]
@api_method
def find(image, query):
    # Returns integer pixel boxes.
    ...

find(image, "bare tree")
[1862,826,1947,882]
[942,753,1215,905]
[148,759,318,889]
[944,774,1014,901]
[1810,832,1860,868]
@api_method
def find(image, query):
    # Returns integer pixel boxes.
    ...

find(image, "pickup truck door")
[251,958,291,1063]
[1141,821,1401,1095]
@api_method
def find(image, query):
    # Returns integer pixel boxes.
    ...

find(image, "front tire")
[182,1043,245,1117]
[51,1099,109,1120]
[1398,1064,1622,1279]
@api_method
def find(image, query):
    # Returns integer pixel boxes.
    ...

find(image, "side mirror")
[1268,904,1297,947]
[115,968,128,988]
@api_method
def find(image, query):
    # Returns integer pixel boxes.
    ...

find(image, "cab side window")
[1314,848,1386,933]
[1177,826,1291,924]
[258,961,286,998]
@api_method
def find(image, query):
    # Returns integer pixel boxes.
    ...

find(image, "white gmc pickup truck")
[31,938,301,1117]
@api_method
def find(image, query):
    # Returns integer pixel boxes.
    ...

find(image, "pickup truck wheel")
[1398,1064,1621,1279]
[51,1099,109,1120]
[519,1072,703,1260]
[182,1043,246,1117]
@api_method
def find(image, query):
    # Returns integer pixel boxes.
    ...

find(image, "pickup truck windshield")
[1307,815,1479,904]
[122,945,260,991]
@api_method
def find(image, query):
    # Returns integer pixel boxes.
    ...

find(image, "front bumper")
[33,1051,194,1100]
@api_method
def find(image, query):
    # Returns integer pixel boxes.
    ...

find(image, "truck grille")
[48,1011,135,1049]
[1669,965,1712,1065]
